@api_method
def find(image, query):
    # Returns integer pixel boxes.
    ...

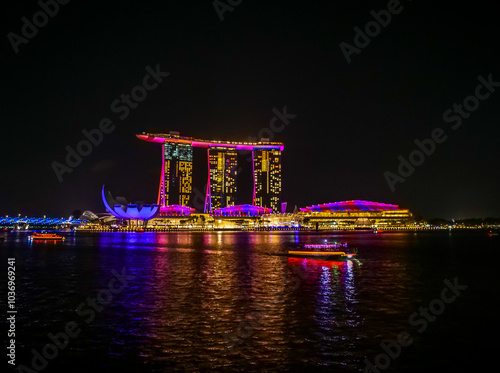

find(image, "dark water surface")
[1,230,499,372]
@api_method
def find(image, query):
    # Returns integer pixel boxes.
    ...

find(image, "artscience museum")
[102,186,159,221]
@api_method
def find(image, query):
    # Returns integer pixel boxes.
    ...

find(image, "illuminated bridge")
[137,131,284,214]
[0,216,86,228]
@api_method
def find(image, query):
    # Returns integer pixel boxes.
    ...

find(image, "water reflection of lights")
[287,257,349,270]
[342,260,356,309]
[294,233,300,244]
[202,249,233,255]
[287,256,360,327]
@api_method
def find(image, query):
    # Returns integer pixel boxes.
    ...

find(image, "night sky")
[1,0,499,219]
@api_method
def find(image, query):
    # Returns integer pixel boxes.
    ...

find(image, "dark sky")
[1,0,499,219]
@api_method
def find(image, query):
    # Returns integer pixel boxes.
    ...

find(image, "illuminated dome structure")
[159,205,195,216]
[213,204,272,216]
[299,200,413,228]
[300,200,400,212]
[81,211,99,220]
[102,185,159,221]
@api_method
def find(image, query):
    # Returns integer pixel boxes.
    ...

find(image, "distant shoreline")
[75,227,488,233]
[2,227,496,234]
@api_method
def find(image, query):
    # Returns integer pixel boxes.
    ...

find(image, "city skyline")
[1,2,498,372]
[1,1,499,219]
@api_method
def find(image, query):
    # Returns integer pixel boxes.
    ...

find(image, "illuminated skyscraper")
[205,147,238,212]
[253,148,282,212]
[137,131,283,213]
[158,141,193,207]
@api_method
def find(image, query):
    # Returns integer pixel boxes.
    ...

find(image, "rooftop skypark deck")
[136,132,285,151]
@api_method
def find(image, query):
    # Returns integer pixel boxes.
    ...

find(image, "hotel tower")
[159,137,193,207]
[137,132,284,213]
[253,146,282,212]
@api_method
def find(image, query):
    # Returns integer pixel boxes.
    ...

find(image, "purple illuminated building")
[300,200,401,212]
[159,205,195,216]
[102,185,159,221]
[299,200,413,226]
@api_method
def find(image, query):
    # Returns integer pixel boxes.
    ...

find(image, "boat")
[287,242,357,260]
[28,233,65,241]
[136,228,145,233]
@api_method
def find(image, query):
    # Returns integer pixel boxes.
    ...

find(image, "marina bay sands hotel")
[137,132,283,213]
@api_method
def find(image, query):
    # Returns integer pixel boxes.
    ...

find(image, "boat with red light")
[28,233,65,241]
[287,242,357,260]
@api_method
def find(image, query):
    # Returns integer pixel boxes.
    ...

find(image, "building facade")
[206,147,238,211]
[159,141,193,207]
[253,148,282,212]
[299,200,413,228]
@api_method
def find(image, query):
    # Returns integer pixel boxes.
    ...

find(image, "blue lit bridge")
[0,216,87,228]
